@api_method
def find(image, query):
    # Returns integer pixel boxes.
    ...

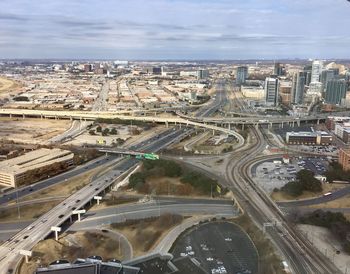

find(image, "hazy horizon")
[1,0,350,59]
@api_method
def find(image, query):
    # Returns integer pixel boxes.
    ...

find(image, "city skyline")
[1,0,350,59]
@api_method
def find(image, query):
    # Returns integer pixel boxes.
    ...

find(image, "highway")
[70,198,237,230]
[177,127,341,274]
[0,126,193,273]
[0,198,236,242]
[0,79,234,273]
[226,127,341,274]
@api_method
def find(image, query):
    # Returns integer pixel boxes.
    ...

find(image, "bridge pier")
[242,124,245,131]
[228,124,231,130]
[280,122,284,129]
[212,129,215,136]
[292,121,295,127]
[297,120,301,127]
[9,114,12,118]
[179,123,182,129]
[317,119,320,125]
[165,121,169,128]
[22,114,25,119]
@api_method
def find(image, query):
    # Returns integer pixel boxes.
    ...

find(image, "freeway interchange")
[0,79,344,274]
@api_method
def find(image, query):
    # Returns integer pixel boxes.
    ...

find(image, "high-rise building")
[198,69,209,79]
[303,65,312,86]
[291,71,306,104]
[321,69,338,89]
[339,148,350,171]
[236,66,248,85]
[152,67,163,75]
[311,60,323,83]
[274,62,284,76]
[84,64,92,72]
[325,79,347,105]
[264,77,279,106]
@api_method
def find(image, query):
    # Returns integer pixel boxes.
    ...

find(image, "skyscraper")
[274,62,284,76]
[321,69,339,90]
[291,71,305,104]
[311,60,323,83]
[265,77,279,106]
[325,79,347,105]
[236,66,248,85]
[198,69,209,79]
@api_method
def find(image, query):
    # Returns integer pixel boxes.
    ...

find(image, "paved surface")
[0,155,121,206]
[70,199,237,230]
[0,127,191,273]
[171,222,259,274]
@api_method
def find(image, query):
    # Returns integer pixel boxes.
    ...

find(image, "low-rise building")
[0,148,74,187]
[286,131,332,145]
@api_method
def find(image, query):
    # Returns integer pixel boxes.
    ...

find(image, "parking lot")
[253,157,329,193]
[171,222,258,274]
[297,145,338,155]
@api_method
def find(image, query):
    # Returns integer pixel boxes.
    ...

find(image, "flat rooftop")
[0,148,73,176]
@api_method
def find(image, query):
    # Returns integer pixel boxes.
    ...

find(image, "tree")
[102,128,110,136]
[110,128,118,135]
[96,126,102,132]
[89,130,95,135]
[281,170,322,197]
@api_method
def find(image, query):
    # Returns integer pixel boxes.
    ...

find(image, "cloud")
[0,0,349,59]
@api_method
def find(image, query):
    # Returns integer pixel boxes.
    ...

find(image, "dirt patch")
[18,231,125,274]
[0,118,71,144]
[22,167,104,201]
[271,183,345,202]
[0,201,60,222]
[0,77,21,97]
[110,214,184,257]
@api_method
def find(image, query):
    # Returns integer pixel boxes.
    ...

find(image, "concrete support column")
[242,124,245,131]
[20,250,32,263]
[51,226,61,241]
[72,209,86,222]
[317,119,320,125]
[297,120,301,127]
[281,122,284,128]
[9,114,12,118]
[22,114,25,119]
[94,196,102,205]
[212,129,215,136]
[165,121,169,128]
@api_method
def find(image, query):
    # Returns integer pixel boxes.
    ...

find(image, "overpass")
[0,108,245,145]
[176,111,345,127]
[99,148,159,160]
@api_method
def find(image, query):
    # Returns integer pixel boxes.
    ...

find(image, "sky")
[0,0,350,60]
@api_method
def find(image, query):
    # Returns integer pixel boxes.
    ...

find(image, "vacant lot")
[0,118,71,144]
[18,231,125,274]
[0,77,21,97]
